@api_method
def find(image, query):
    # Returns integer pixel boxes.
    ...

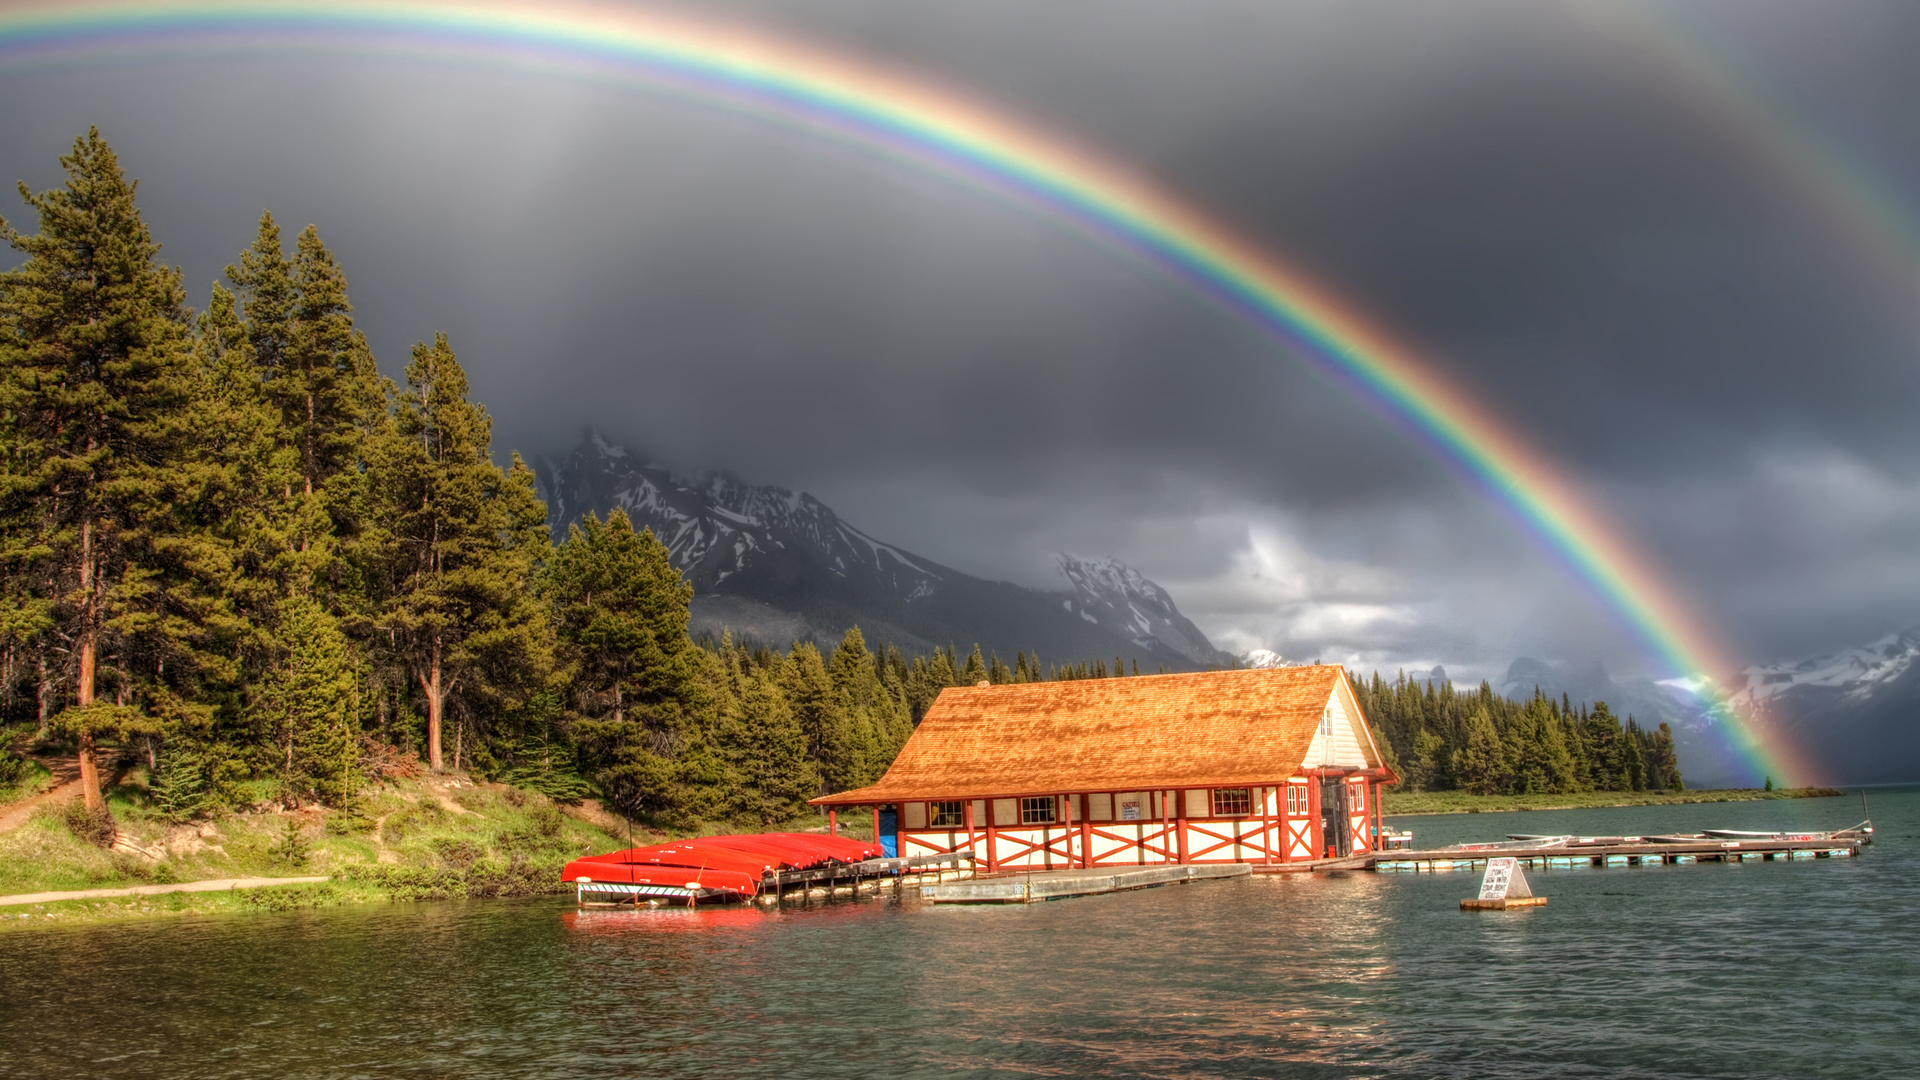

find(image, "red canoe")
[563,832,885,899]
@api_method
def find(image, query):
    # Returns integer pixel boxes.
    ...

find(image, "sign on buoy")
[1461,857,1548,910]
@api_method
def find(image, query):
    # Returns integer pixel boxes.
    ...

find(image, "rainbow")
[0,0,1808,782]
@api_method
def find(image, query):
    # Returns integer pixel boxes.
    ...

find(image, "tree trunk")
[76,518,103,812]
[35,654,51,740]
[423,635,443,772]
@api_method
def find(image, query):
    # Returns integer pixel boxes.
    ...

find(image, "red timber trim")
[1285,787,1313,862]
[1309,776,1326,859]
[1184,818,1252,862]
[1062,794,1076,869]
[871,806,881,847]
[894,784,1307,870]
[1261,786,1274,866]
[1348,777,1370,854]
[1082,791,1098,864]
[982,824,1079,868]
[828,809,837,836]
[985,804,999,873]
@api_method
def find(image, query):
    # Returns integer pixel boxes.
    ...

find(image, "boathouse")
[812,664,1398,871]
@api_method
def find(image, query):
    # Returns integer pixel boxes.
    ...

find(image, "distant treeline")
[1351,672,1683,795]
[0,130,1188,831]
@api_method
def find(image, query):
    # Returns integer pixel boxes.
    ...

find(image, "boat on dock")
[563,832,977,906]
[1701,821,1872,842]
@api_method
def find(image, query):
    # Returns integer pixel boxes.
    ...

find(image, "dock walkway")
[919,863,1250,904]
[1373,835,1862,873]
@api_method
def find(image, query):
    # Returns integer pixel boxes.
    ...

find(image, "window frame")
[1019,795,1057,824]
[1211,788,1252,817]
[929,800,965,828]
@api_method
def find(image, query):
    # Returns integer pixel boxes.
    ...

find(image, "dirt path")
[0,876,330,907]
[0,778,85,835]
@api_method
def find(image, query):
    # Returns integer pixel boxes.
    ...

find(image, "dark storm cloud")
[2,0,1915,674]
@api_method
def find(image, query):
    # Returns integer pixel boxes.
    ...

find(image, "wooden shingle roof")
[814,664,1381,805]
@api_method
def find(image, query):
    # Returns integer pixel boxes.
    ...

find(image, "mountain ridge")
[536,431,1234,670]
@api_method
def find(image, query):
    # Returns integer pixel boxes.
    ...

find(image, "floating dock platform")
[1461,896,1549,910]
[918,863,1251,904]
[1375,835,1863,874]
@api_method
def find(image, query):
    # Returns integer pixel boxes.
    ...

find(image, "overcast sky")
[3,0,1916,682]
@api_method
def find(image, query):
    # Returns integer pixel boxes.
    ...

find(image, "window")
[1286,786,1305,816]
[1211,788,1252,816]
[1320,705,1335,737]
[1349,784,1365,813]
[1020,796,1057,824]
[930,800,965,827]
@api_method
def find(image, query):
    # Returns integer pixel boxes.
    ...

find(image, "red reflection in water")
[562,898,897,936]
[562,905,770,935]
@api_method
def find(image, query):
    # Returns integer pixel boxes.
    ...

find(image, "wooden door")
[1319,776,1350,857]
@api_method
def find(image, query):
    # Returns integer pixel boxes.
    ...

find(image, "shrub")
[0,747,27,787]
[432,838,483,869]
[150,744,215,823]
[63,801,117,846]
[267,817,312,869]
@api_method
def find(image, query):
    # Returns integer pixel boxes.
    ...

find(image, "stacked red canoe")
[562,832,885,899]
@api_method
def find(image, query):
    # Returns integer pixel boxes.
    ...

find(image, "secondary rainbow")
[0,0,1805,781]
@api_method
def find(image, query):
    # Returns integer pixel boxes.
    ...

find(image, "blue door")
[878,808,899,857]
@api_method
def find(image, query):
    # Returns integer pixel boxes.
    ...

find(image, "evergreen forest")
[1352,672,1683,795]
[1,131,1677,837]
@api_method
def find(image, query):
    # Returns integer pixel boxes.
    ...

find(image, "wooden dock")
[1372,836,1862,873]
[918,863,1251,904]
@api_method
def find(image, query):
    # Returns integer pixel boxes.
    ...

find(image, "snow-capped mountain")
[1057,555,1233,668]
[1730,628,1920,710]
[540,431,942,602]
[1238,649,1288,670]
[537,431,1229,670]
[1503,631,1920,786]
[1721,628,1920,784]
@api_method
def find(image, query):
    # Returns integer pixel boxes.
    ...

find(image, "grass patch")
[0,772,855,929]
[0,756,52,803]
[0,774,637,920]
[1382,786,1847,816]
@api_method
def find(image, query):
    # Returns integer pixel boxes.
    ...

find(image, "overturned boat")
[562,832,974,905]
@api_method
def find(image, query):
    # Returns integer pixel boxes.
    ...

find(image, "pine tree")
[960,644,987,686]
[258,594,358,805]
[782,641,838,789]
[1649,721,1684,791]
[826,627,902,790]
[1409,728,1446,792]
[721,644,817,822]
[1452,707,1506,795]
[0,130,196,808]
[1584,702,1626,791]
[368,333,547,771]
[1621,718,1646,792]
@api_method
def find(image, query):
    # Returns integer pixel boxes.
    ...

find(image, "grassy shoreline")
[0,772,848,931]
[1382,786,1847,817]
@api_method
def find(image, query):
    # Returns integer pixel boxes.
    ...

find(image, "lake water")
[1,789,1912,1079]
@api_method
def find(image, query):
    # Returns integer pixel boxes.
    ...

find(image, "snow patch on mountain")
[1731,628,1920,708]
[536,431,1232,671]
[1056,553,1234,668]
[1238,649,1288,669]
